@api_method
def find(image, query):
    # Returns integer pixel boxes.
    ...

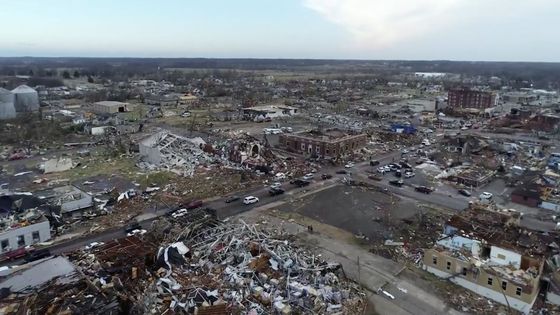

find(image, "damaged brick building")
[279,129,367,158]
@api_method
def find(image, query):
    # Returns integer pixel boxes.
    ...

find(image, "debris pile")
[147,220,366,314]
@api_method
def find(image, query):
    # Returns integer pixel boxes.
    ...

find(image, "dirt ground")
[278,185,423,241]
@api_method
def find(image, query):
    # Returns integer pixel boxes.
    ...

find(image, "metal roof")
[11,84,37,94]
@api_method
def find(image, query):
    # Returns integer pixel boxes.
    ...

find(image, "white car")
[345,162,355,168]
[302,173,314,180]
[84,241,105,250]
[127,229,147,237]
[275,173,286,181]
[479,192,493,200]
[377,166,390,173]
[243,196,259,205]
[404,172,415,178]
[172,208,188,218]
[401,149,409,154]
[270,182,282,189]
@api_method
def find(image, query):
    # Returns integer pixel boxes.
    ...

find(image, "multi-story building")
[279,129,367,158]
[448,88,496,109]
[423,207,545,314]
[0,210,51,254]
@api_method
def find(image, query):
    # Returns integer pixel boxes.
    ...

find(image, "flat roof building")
[92,101,129,114]
[279,129,367,158]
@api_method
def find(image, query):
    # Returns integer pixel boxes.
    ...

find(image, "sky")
[1,0,559,61]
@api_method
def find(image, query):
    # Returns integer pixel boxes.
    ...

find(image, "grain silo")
[0,88,16,120]
[11,85,39,113]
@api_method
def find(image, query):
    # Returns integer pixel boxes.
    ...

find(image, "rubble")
[145,219,366,314]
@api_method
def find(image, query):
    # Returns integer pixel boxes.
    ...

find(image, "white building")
[0,215,51,253]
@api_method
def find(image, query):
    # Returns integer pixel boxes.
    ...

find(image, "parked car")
[225,195,240,203]
[415,186,433,194]
[302,173,314,180]
[394,170,402,178]
[125,222,142,234]
[291,179,311,187]
[84,242,105,250]
[458,189,472,197]
[345,162,355,168]
[321,174,333,180]
[127,229,147,237]
[270,182,282,189]
[243,196,259,205]
[3,247,29,261]
[404,170,415,178]
[184,200,203,210]
[377,166,390,173]
[370,160,380,166]
[171,208,188,218]
[274,173,286,181]
[389,180,404,187]
[479,192,493,200]
[268,188,285,196]
[335,170,348,174]
[24,248,51,263]
[388,164,401,171]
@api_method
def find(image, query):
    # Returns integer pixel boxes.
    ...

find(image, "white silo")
[0,88,16,120]
[11,85,39,113]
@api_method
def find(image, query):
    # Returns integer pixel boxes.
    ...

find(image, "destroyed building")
[35,185,93,219]
[423,206,550,314]
[0,208,366,314]
[279,129,367,158]
[242,105,298,121]
[0,209,51,254]
[448,88,496,110]
[138,131,216,176]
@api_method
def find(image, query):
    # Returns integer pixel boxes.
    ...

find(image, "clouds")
[303,0,462,48]
[303,0,560,53]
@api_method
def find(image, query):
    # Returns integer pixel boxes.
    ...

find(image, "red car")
[184,200,203,210]
[3,247,30,261]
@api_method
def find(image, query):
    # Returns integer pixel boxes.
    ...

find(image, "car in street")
[377,166,390,173]
[302,173,314,180]
[335,170,348,174]
[344,162,355,168]
[24,248,51,263]
[321,174,333,180]
[479,192,493,200]
[243,196,259,205]
[225,195,240,203]
[274,172,286,181]
[171,208,189,218]
[3,247,30,261]
[370,160,380,166]
[268,188,285,196]
[184,200,203,210]
[458,189,472,197]
[404,171,415,178]
[291,179,311,187]
[388,163,401,171]
[127,229,147,237]
[270,182,282,189]
[415,186,433,194]
[84,242,105,250]
[125,222,142,234]
[389,179,404,187]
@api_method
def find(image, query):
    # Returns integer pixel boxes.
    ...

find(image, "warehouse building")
[92,101,129,114]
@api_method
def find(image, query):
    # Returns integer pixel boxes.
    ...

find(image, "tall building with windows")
[448,88,496,109]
